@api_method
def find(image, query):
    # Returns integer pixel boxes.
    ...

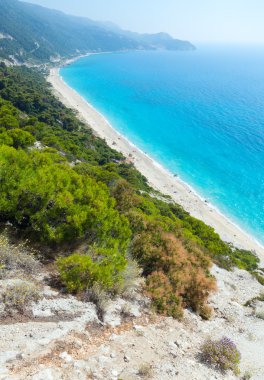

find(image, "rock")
[73,360,88,370]
[42,286,59,298]
[0,367,9,376]
[133,325,143,331]
[169,350,177,358]
[15,353,23,360]
[0,351,21,365]
[109,334,118,341]
[0,302,6,316]
[31,368,62,380]
[38,338,51,346]
[59,351,73,363]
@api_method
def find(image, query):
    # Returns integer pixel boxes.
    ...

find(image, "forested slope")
[0,63,262,319]
[0,0,195,64]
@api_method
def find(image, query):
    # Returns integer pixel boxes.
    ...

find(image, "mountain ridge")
[0,0,195,64]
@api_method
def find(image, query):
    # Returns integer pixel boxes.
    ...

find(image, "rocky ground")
[0,263,264,380]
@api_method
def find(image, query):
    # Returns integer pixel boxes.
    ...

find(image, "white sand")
[48,66,264,264]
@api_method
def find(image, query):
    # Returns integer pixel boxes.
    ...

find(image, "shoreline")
[48,65,264,264]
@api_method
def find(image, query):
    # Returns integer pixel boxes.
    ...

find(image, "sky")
[23,0,264,43]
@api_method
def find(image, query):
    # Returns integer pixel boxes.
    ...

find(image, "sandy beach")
[48,66,264,264]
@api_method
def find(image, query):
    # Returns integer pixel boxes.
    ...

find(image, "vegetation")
[0,146,130,246]
[138,363,153,378]
[0,234,40,279]
[244,292,264,307]
[201,337,241,375]
[242,371,252,380]
[255,310,264,320]
[0,0,194,64]
[0,63,262,319]
[83,283,110,321]
[1,282,41,314]
[57,248,127,292]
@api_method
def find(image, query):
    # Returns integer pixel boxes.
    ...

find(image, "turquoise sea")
[60,46,264,244]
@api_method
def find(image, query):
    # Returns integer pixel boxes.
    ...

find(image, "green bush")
[57,248,127,293]
[0,146,131,247]
[5,128,36,148]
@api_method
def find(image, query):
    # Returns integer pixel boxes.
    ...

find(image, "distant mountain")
[0,0,195,64]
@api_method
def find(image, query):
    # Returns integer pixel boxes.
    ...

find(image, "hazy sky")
[23,0,264,43]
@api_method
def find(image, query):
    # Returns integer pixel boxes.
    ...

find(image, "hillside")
[0,2,264,377]
[0,0,195,64]
[0,64,263,379]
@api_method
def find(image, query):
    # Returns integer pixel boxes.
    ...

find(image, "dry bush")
[120,303,133,319]
[111,179,140,212]
[255,310,264,320]
[138,363,153,378]
[114,259,142,297]
[146,271,183,319]
[132,225,216,319]
[83,282,110,321]
[0,235,40,279]
[242,371,253,379]
[1,282,41,314]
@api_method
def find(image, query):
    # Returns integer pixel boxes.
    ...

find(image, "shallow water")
[61,45,264,243]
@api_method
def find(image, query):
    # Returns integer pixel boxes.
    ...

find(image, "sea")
[60,45,264,245]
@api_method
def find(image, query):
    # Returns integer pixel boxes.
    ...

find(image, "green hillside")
[0,63,262,319]
[0,0,195,64]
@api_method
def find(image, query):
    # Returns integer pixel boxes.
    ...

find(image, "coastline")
[48,65,264,264]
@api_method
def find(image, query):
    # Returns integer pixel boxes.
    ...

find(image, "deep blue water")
[61,46,264,244]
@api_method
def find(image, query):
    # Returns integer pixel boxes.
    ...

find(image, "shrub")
[114,259,141,296]
[242,371,252,380]
[255,310,264,320]
[244,292,264,307]
[132,227,216,319]
[5,128,35,148]
[138,363,153,378]
[83,282,110,321]
[57,248,127,293]
[146,271,183,319]
[1,282,41,314]
[252,272,264,286]
[111,179,140,212]
[0,146,131,247]
[200,336,241,375]
[0,235,40,278]
[198,304,213,320]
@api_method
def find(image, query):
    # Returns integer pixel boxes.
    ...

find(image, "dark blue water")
[61,46,264,243]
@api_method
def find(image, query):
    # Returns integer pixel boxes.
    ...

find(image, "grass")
[1,282,41,314]
[83,283,110,321]
[138,363,153,378]
[255,310,264,320]
[0,234,40,279]
[244,292,264,307]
